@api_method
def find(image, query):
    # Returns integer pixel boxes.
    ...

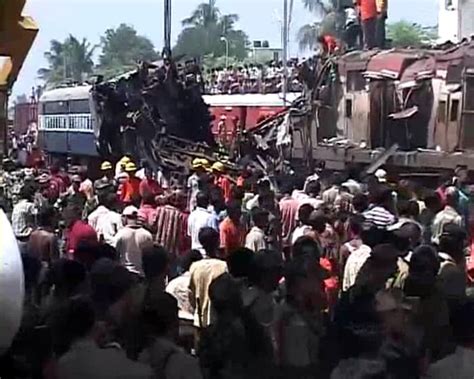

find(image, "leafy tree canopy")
[98,24,159,78]
[388,21,436,48]
[173,1,249,60]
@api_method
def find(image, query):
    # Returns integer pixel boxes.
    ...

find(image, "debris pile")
[91,60,223,176]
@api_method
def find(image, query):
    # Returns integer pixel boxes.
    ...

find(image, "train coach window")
[438,101,446,123]
[69,99,91,114]
[345,98,353,118]
[43,101,68,115]
[450,99,459,122]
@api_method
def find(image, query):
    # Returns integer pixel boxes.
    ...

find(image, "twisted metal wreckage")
[91,60,229,177]
[90,57,322,179]
[91,39,474,181]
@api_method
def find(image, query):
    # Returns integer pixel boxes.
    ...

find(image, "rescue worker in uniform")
[120,161,141,206]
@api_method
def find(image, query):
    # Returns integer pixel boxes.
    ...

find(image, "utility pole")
[282,0,288,103]
[163,0,172,57]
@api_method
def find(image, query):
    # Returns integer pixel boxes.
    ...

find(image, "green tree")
[98,24,159,78]
[174,1,249,60]
[297,0,341,51]
[387,21,436,48]
[38,36,96,86]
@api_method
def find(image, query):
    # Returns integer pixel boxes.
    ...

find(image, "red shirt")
[139,178,162,199]
[66,220,98,255]
[219,217,246,257]
[357,0,377,20]
[51,174,67,194]
[138,204,158,228]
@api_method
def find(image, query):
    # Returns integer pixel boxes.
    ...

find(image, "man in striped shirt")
[363,185,396,229]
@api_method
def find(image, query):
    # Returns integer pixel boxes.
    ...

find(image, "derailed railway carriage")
[38,85,97,162]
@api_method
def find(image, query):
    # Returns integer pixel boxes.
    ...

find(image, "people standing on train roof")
[355,0,377,49]
[375,0,388,49]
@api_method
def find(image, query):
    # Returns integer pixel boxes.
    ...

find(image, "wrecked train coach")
[251,41,474,175]
[91,60,231,177]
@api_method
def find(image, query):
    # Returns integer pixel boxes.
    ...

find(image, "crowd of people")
[2,153,474,379]
[203,60,303,95]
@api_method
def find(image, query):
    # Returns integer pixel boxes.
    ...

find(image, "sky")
[13,0,439,98]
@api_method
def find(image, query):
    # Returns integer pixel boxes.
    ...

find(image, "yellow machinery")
[0,0,38,155]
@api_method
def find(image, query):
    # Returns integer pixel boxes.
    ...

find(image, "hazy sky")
[13,0,439,98]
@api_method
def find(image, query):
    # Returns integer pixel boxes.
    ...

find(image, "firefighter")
[119,161,141,205]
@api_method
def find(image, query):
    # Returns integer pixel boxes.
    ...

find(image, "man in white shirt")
[431,187,463,245]
[291,204,314,245]
[115,206,153,276]
[245,207,269,252]
[187,192,218,253]
[88,193,123,247]
[166,250,203,320]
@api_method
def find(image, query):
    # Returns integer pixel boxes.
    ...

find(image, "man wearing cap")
[115,156,131,179]
[431,187,463,245]
[187,159,209,211]
[119,161,141,205]
[95,161,116,191]
[115,206,153,276]
[212,162,232,203]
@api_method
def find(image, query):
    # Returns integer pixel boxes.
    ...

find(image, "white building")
[438,0,474,43]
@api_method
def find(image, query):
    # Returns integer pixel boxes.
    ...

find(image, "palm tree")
[38,35,96,86]
[298,0,340,51]
[182,0,220,28]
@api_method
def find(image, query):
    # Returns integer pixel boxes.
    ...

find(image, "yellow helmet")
[211,162,225,173]
[101,161,113,171]
[120,156,131,164]
[192,158,203,169]
[201,159,210,169]
[124,161,137,172]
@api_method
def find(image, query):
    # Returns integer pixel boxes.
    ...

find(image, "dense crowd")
[203,60,303,95]
[2,154,474,379]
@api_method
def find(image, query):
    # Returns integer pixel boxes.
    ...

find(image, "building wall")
[439,0,474,42]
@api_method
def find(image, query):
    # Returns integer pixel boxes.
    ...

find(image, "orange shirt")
[357,0,377,20]
[121,176,141,204]
[215,175,232,203]
[219,217,246,257]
